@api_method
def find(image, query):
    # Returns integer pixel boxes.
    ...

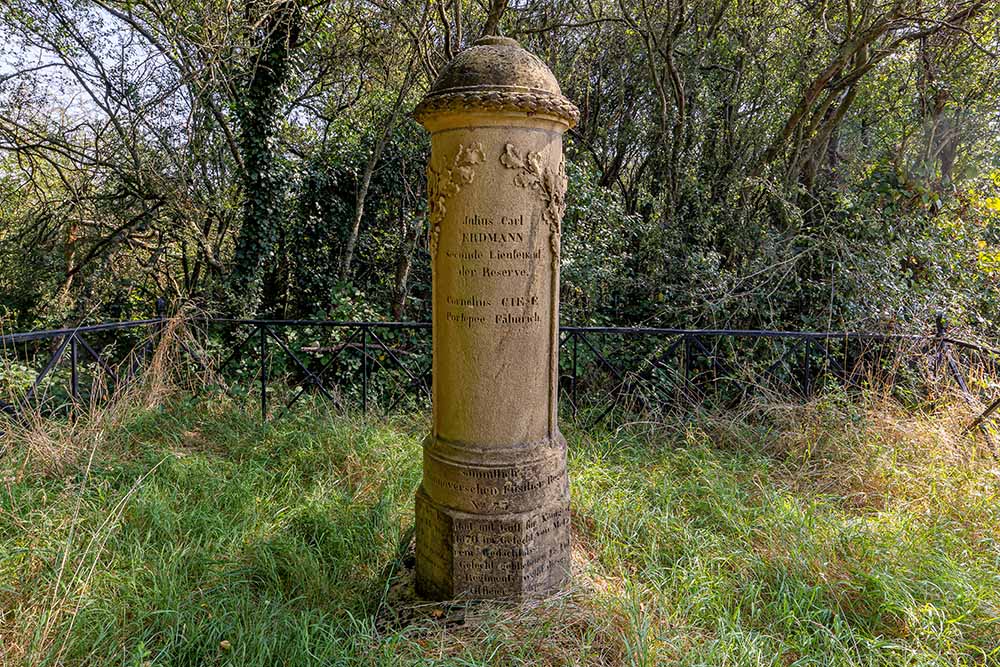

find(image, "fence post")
[362,325,369,416]
[841,336,849,386]
[933,311,946,375]
[802,339,812,397]
[260,325,268,421]
[571,330,578,415]
[69,334,79,416]
[155,297,167,341]
[683,334,692,385]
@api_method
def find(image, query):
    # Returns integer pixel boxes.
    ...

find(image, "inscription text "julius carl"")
[464,214,525,226]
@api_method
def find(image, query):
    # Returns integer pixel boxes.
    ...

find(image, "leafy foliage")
[0,0,997,333]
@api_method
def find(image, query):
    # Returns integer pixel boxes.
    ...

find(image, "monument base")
[414,486,570,600]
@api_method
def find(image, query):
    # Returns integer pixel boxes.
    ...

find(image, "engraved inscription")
[450,509,571,597]
[423,456,568,513]
[415,491,454,599]
[440,205,544,330]
[435,144,554,333]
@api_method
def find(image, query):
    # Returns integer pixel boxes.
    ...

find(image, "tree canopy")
[1,0,998,332]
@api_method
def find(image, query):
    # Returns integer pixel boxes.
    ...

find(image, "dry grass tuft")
[4,318,200,479]
[0,322,197,663]
[690,380,996,513]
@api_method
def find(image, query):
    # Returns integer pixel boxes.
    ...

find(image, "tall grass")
[1,330,999,665]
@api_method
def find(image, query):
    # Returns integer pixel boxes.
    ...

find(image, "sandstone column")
[413,37,579,600]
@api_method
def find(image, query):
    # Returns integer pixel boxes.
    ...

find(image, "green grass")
[2,392,999,666]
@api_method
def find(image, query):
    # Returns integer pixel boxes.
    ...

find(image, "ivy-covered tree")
[229,0,302,315]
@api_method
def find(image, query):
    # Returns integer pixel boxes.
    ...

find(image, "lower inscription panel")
[415,486,571,600]
[422,441,569,514]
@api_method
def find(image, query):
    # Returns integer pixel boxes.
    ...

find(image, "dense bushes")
[0,0,997,334]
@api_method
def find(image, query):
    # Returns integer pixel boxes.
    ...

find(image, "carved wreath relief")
[500,143,568,258]
[427,141,567,260]
[426,142,486,259]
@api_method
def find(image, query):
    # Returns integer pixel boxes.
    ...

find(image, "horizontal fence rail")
[1,315,998,449]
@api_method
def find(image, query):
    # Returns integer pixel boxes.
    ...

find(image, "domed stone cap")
[414,36,579,127]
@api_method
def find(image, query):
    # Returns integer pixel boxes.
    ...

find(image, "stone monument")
[412,36,578,600]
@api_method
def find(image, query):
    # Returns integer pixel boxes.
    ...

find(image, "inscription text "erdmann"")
[462,231,524,244]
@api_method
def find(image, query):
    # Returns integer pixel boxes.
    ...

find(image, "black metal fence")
[2,313,999,446]
[0,319,163,421]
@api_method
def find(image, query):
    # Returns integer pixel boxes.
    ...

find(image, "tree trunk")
[391,218,422,319]
[228,0,301,315]
[339,59,418,280]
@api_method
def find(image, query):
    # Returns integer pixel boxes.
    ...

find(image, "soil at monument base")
[374,533,561,635]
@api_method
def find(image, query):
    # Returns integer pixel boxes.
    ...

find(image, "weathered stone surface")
[414,37,579,127]
[414,37,578,601]
[416,488,571,599]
